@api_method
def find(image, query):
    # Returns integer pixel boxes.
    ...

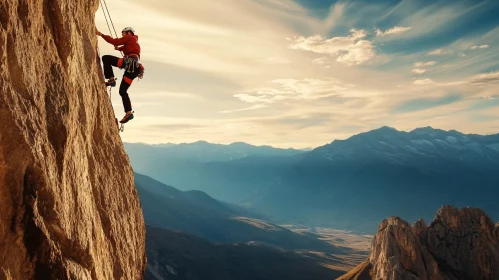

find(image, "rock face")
[0,0,145,279]
[339,205,499,280]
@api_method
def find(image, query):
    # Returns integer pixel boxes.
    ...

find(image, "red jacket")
[101,34,141,57]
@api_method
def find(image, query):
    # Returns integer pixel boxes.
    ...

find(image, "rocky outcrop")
[0,0,145,279]
[338,205,499,280]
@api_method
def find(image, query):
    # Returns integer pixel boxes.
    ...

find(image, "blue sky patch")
[392,94,463,113]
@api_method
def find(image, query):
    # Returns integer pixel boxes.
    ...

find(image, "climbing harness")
[124,55,139,73]
[123,54,145,80]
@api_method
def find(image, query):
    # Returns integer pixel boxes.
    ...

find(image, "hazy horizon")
[123,125,499,149]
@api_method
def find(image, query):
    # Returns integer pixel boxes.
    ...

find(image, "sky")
[94,0,499,149]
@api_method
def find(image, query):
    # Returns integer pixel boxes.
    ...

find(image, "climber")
[96,26,144,123]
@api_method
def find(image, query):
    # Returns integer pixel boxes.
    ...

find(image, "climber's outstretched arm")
[96,30,131,46]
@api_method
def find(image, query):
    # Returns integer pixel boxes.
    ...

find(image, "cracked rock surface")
[0,0,146,279]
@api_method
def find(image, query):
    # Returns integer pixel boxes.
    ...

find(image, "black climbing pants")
[102,55,140,113]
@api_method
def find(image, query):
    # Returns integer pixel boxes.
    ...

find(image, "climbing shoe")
[106,77,116,87]
[119,112,134,123]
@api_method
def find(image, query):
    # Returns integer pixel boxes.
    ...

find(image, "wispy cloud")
[234,78,352,104]
[392,94,462,113]
[140,91,205,101]
[147,123,206,131]
[375,26,411,36]
[218,104,269,113]
[470,44,490,50]
[287,29,375,65]
[256,57,291,65]
[414,61,436,67]
[427,48,449,55]
[413,79,435,85]
[411,61,436,75]
[412,71,499,87]
[468,71,499,86]
[250,112,334,130]
[411,69,427,74]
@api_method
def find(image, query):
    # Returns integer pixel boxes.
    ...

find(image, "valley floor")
[281,225,372,272]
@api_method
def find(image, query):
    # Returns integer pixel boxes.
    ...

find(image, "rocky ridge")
[339,205,499,280]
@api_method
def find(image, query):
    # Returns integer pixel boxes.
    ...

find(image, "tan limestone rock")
[0,0,146,279]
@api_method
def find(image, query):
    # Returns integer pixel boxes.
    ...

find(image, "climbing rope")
[98,0,126,133]
[99,0,113,36]
[99,0,123,56]
[100,0,118,37]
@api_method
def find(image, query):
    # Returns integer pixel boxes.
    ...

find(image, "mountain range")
[134,172,348,253]
[125,126,499,233]
[244,126,499,231]
[135,172,367,278]
[124,141,304,202]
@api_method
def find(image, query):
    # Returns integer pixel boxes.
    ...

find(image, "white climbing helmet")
[122,27,135,34]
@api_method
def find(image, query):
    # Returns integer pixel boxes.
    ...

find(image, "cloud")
[287,29,376,65]
[312,57,328,65]
[411,69,427,74]
[414,71,499,87]
[250,113,333,130]
[367,0,499,56]
[234,78,355,104]
[218,104,268,113]
[414,61,436,67]
[256,57,291,65]
[413,79,435,85]
[468,72,499,86]
[375,26,411,36]
[470,44,490,50]
[147,123,205,131]
[140,91,205,101]
[411,61,435,75]
[324,2,346,31]
[469,113,498,123]
[467,97,499,111]
[392,94,462,113]
[428,48,449,55]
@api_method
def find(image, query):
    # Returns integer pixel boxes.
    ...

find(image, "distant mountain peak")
[229,141,252,146]
[377,125,398,131]
[191,140,211,145]
[360,125,398,135]
[355,126,460,138]
[322,125,495,148]
[303,125,499,189]
[411,126,435,132]
[365,126,447,136]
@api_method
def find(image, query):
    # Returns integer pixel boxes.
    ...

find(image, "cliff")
[338,205,499,280]
[0,0,146,279]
